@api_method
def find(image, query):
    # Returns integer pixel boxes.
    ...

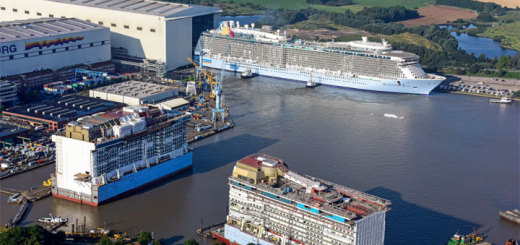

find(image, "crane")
[74,68,109,84]
[187,57,218,98]
[211,40,232,123]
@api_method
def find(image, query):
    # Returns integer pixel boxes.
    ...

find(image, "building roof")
[46,0,221,18]
[92,81,177,99]
[157,98,189,109]
[0,18,106,43]
[0,123,29,139]
[3,95,124,123]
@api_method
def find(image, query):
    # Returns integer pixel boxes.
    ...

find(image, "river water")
[1,74,519,245]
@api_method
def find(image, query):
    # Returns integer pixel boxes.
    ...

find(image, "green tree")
[183,239,199,245]
[98,236,113,245]
[153,239,163,245]
[0,225,63,245]
[497,55,512,70]
[138,231,152,245]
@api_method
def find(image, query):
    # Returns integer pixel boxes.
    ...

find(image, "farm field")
[476,0,520,8]
[221,0,434,13]
[400,5,478,26]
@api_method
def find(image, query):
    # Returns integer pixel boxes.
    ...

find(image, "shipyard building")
[51,105,192,205]
[0,18,111,78]
[89,81,179,106]
[213,154,392,245]
[2,95,124,130]
[0,0,221,71]
[0,80,18,107]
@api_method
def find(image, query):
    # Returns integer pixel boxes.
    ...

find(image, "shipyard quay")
[51,105,192,206]
[213,154,391,245]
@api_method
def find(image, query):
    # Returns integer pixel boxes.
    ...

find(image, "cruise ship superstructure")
[51,105,192,206]
[212,154,392,245]
[196,21,445,94]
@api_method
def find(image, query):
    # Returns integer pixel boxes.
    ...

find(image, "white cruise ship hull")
[201,57,443,95]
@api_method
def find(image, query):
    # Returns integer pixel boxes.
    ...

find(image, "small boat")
[38,214,68,224]
[499,209,520,225]
[240,68,256,79]
[306,74,320,88]
[489,97,512,104]
[7,193,21,204]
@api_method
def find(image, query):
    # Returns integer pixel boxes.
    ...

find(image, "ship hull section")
[201,58,443,95]
[53,152,193,206]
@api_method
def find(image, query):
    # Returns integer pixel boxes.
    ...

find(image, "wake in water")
[384,113,404,119]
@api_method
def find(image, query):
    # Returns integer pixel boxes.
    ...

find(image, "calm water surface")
[451,32,518,58]
[1,74,519,245]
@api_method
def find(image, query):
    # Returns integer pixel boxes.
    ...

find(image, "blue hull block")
[98,152,193,204]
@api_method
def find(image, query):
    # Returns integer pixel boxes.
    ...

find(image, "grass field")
[479,21,520,51]
[221,0,434,13]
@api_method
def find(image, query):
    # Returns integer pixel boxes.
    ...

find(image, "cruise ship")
[195,21,445,95]
[51,105,192,206]
[208,154,392,245]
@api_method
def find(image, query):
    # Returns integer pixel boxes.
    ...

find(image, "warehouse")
[0,0,221,71]
[2,95,124,130]
[0,18,111,78]
[89,81,179,106]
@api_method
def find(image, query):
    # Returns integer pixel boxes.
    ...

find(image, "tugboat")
[489,97,512,104]
[38,214,68,224]
[499,209,520,225]
[446,226,490,245]
[240,68,256,79]
[306,74,320,88]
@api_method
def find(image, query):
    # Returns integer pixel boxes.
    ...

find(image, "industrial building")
[0,80,18,107]
[2,95,124,130]
[156,98,190,113]
[0,0,222,71]
[52,105,192,205]
[89,81,178,106]
[0,123,30,146]
[0,18,111,78]
[213,154,392,245]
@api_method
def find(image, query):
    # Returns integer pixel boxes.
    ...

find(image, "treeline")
[0,225,65,245]
[357,6,419,23]
[435,0,507,15]
[306,0,353,6]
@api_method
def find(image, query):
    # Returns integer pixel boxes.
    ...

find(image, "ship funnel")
[245,24,249,30]
[251,23,255,29]
[237,21,240,28]
[362,36,368,42]
[382,38,387,46]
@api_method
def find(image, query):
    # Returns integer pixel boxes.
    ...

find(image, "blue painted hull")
[97,152,193,204]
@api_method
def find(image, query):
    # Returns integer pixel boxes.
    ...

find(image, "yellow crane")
[187,57,217,98]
